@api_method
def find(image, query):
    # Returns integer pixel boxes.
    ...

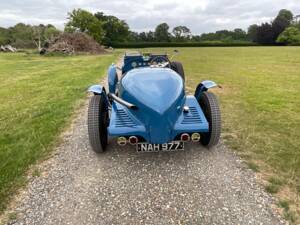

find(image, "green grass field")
[168,47,300,221]
[0,47,299,222]
[0,52,119,212]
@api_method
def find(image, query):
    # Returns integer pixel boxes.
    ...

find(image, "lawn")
[167,47,299,222]
[0,52,119,212]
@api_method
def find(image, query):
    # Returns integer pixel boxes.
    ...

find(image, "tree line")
[1,8,300,49]
[0,24,61,49]
[63,8,300,45]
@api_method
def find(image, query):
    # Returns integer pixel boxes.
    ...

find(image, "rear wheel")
[198,92,221,148]
[88,95,109,153]
[171,61,185,81]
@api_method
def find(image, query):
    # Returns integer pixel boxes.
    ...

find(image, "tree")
[232,28,247,40]
[154,23,170,42]
[248,24,258,42]
[0,27,11,45]
[32,25,45,51]
[65,9,105,43]
[256,23,274,44]
[277,27,300,44]
[44,25,61,42]
[94,12,130,45]
[248,9,293,44]
[9,23,35,48]
[215,30,231,40]
[31,24,61,50]
[42,25,61,48]
[172,26,191,41]
[292,15,300,30]
[191,35,201,42]
[146,31,155,42]
[197,28,247,42]
[5,23,60,49]
[138,32,148,42]
[127,31,139,42]
[199,32,217,41]
[272,9,294,41]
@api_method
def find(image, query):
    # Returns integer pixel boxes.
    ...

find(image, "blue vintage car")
[87,52,221,153]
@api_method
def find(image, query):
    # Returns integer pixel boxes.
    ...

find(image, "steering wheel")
[149,56,171,68]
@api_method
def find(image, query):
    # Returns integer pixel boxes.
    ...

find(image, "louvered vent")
[115,109,137,127]
[182,107,202,124]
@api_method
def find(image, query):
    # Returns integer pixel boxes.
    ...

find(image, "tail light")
[181,133,190,142]
[129,136,138,145]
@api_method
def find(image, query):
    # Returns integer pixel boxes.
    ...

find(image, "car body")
[87,52,221,153]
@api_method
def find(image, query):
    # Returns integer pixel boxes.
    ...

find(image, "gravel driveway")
[8,101,285,225]
[6,65,285,225]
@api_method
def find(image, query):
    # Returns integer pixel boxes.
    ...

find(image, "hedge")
[111,42,259,48]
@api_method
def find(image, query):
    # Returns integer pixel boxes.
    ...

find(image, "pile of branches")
[46,32,106,55]
[0,45,17,52]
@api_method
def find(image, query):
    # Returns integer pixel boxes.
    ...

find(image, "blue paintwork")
[117,67,185,143]
[108,101,147,138]
[87,85,104,94]
[121,68,183,114]
[108,64,118,93]
[108,95,209,144]
[89,54,217,144]
[194,80,218,100]
[107,67,209,144]
[173,96,209,134]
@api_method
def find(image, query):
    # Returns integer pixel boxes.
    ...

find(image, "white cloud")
[215,18,232,25]
[0,0,299,34]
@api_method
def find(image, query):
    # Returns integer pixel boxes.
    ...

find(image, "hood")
[121,67,183,114]
[120,67,185,143]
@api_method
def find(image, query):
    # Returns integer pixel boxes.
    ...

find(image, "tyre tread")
[199,92,221,148]
[171,61,185,81]
[88,95,107,153]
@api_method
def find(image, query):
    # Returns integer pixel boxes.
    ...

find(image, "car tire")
[198,91,221,148]
[88,95,109,153]
[171,61,185,81]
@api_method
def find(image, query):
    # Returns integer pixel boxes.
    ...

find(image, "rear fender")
[195,80,218,100]
[88,85,105,95]
[87,85,109,107]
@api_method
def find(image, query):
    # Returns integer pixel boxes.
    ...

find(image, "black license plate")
[137,142,184,152]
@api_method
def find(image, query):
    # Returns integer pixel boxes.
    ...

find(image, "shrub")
[277,27,300,45]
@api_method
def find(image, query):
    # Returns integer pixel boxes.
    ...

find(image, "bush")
[277,27,300,45]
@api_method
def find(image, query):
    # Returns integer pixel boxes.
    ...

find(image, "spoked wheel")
[88,95,109,153]
[171,61,185,81]
[198,91,221,148]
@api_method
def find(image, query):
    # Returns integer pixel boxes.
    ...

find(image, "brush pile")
[46,32,106,55]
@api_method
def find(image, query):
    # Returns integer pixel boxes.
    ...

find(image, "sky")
[0,0,299,34]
